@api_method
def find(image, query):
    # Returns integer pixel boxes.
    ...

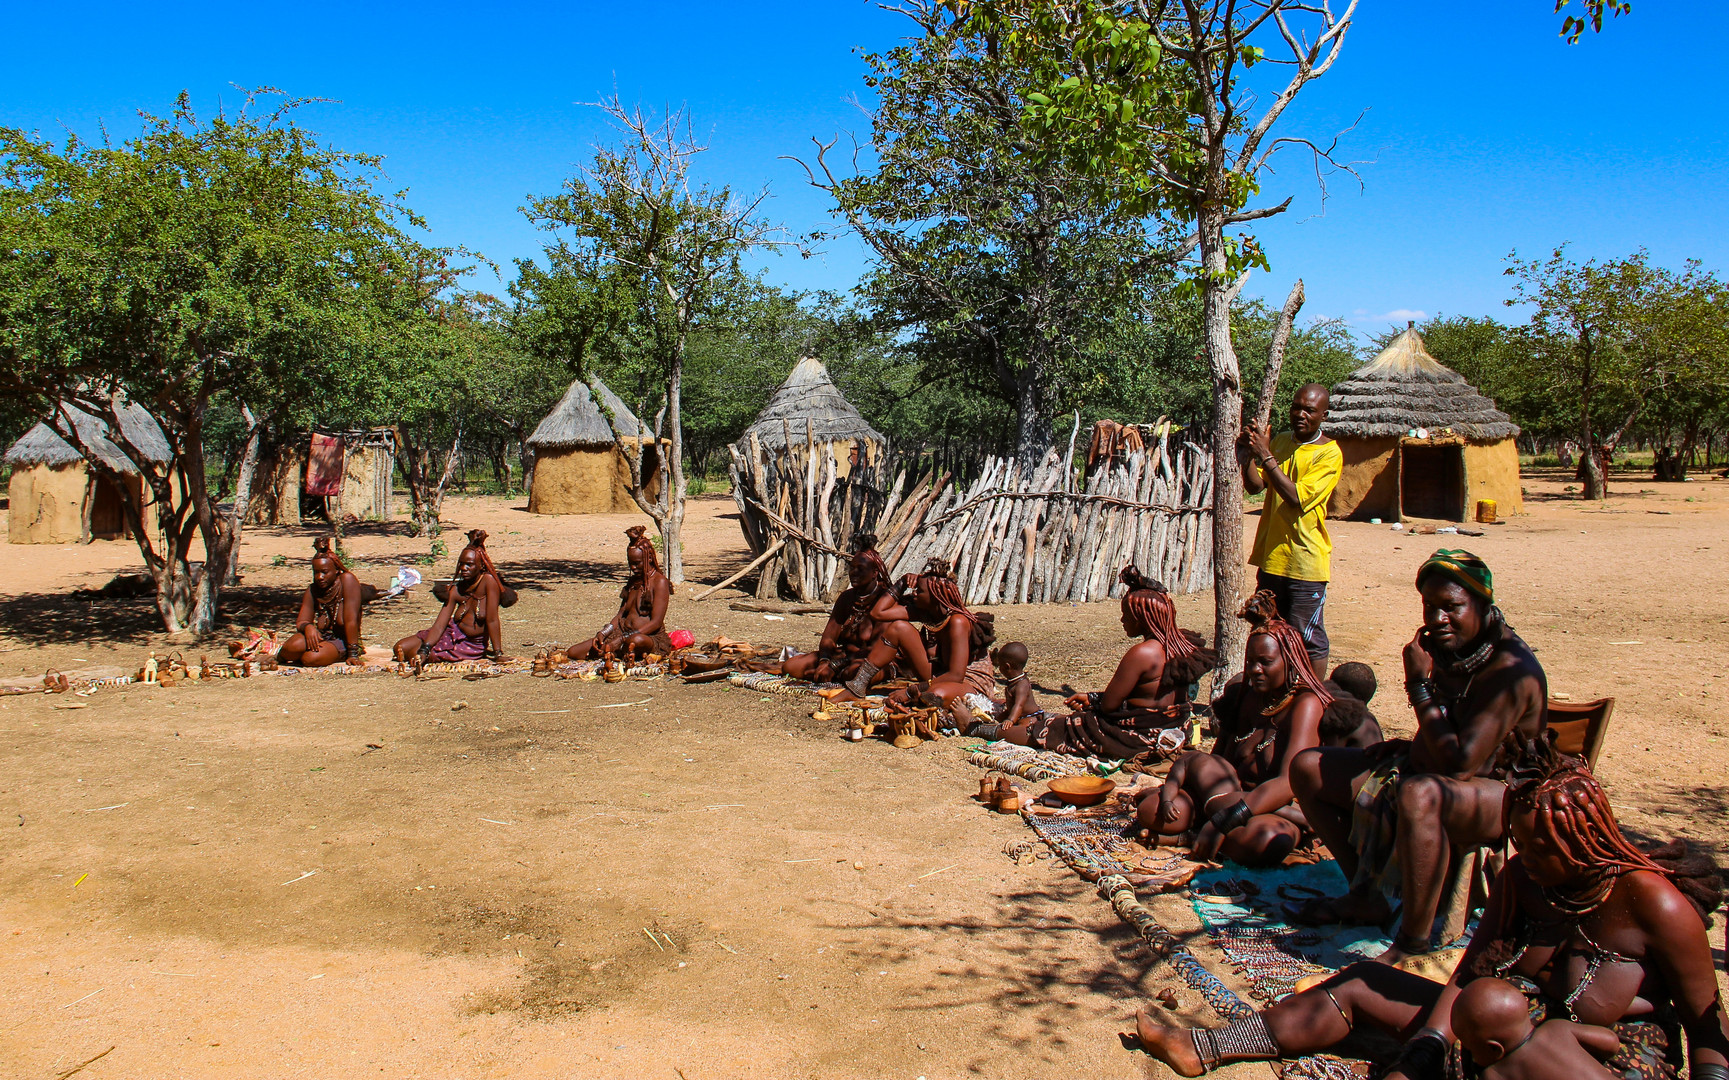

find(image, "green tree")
[1557,0,1631,42]
[1502,247,1708,499]
[969,0,1359,675]
[802,0,1171,467]
[521,96,803,582]
[0,90,421,636]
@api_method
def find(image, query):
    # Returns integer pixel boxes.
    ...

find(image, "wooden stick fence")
[725,422,895,603]
[876,439,1214,605]
[724,426,1213,605]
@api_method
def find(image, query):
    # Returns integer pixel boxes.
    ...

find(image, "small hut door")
[1400,444,1466,521]
[88,475,129,539]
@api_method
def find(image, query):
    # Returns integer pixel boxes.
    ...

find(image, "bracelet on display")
[1086,692,1104,713]
[1691,1065,1729,1080]
[417,642,432,661]
[1210,799,1253,834]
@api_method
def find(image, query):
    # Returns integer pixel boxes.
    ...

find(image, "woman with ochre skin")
[1126,738,1729,1080]
[831,559,995,721]
[571,526,673,661]
[394,531,510,665]
[780,536,891,683]
[278,537,367,668]
[1132,590,1328,864]
[998,565,1215,761]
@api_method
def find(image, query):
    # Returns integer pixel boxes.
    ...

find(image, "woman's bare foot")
[1371,934,1433,966]
[1120,1008,1205,1077]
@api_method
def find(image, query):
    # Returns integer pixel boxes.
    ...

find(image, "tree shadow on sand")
[1623,782,1729,865]
[0,580,324,647]
[812,878,1195,1069]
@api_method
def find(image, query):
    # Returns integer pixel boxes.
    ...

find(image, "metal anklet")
[1191,1013,1279,1070]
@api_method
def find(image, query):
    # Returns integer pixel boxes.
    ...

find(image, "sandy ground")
[1,471,1726,1079]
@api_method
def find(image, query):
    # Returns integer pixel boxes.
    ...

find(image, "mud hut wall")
[1328,437,1401,520]
[529,446,622,514]
[528,442,664,515]
[333,446,392,521]
[245,445,304,527]
[611,441,664,510]
[8,462,87,543]
[7,464,169,545]
[1464,439,1523,517]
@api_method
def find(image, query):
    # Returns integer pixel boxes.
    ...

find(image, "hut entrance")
[1400,443,1464,521]
[88,475,128,539]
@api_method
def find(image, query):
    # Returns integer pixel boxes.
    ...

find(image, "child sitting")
[963,641,1045,738]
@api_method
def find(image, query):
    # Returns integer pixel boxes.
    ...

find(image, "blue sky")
[2,2,1722,339]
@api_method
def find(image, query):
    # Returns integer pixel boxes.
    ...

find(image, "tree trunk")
[663,340,688,584]
[1014,388,1051,472]
[431,424,464,529]
[223,407,268,587]
[1200,208,1248,689]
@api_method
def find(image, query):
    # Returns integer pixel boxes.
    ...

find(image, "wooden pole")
[694,540,787,601]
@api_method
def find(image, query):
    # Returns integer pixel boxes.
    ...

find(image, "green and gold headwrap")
[1416,549,1493,602]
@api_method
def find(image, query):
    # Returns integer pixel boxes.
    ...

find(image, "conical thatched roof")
[738,357,885,452]
[526,376,649,449]
[4,401,172,472]
[1324,329,1519,442]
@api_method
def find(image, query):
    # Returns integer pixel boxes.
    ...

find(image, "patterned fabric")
[417,621,487,662]
[1418,548,1494,602]
[1023,703,1191,759]
[966,741,1118,780]
[1347,746,1409,895]
[952,657,993,695]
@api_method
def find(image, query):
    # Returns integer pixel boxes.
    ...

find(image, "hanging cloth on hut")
[305,433,346,497]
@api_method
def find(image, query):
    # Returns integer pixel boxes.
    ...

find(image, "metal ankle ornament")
[1191,1013,1279,1070]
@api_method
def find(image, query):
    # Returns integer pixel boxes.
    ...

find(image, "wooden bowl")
[680,653,732,674]
[1046,776,1117,807]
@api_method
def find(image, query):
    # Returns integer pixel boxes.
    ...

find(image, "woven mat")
[1187,860,1416,1080]
[32,652,682,695]
[724,670,888,726]
[1011,793,1201,894]
[967,739,1122,780]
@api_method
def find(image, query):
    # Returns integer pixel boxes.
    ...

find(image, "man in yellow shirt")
[1241,383,1343,672]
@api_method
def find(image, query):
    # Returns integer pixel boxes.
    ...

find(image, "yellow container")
[1476,499,1497,524]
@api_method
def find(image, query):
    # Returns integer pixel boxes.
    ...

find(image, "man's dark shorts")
[1255,569,1328,673]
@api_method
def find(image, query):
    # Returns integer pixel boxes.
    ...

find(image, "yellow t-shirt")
[1249,432,1343,582]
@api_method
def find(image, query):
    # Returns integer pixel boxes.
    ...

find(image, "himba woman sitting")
[832,558,996,725]
[779,534,890,683]
[997,565,1216,760]
[571,525,672,662]
[394,530,511,666]
[1132,590,1332,865]
[1128,735,1729,1080]
[278,537,374,668]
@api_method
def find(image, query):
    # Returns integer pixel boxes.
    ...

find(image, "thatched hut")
[526,377,663,515]
[728,358,890,599]
[1324,328,1522,522]
[735,357,887,465]
[5,402,173,544]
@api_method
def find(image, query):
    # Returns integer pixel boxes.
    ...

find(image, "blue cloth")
[1189,859,1395,1002]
